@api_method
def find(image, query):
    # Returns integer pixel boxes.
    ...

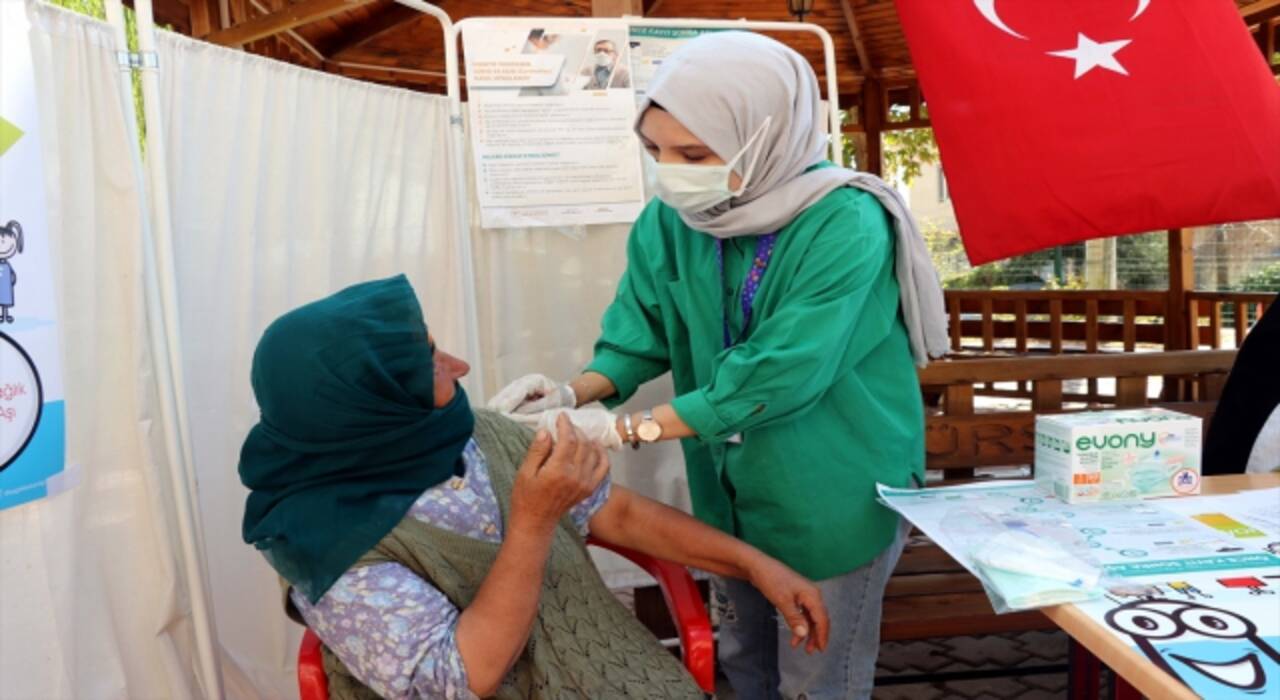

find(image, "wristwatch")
[636,410,663,444]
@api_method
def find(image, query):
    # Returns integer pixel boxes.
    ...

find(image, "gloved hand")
[510,408,624,451]
[487,374,576,414]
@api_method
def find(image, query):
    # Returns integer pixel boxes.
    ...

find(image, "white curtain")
[155,30,475,699]
[1,3,205,698]
[149,33,693,698]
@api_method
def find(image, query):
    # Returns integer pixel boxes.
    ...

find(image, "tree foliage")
[838,109,940,185]
[1237,261,1280,292]
[882,128,938,185]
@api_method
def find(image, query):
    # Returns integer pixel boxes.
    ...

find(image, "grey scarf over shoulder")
[639,31,948,365]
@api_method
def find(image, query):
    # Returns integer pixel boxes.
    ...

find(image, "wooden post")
[591,0,643,15]
[949,295,962,351]
[1116,376,1148,408]
[1162,228,1195,400]
[189,0,218,37]
[1165,228,1194,351]
[1267,18,1278,64]
[861,78,884,176]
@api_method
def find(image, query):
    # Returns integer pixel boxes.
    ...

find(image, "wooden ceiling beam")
[324,59,445,86]
[839,0,875,76]
[189,0,218,37]
[273,31,325,67]
[321,2,421,57]
[1241,0,1280,24]
[207,0,376,47]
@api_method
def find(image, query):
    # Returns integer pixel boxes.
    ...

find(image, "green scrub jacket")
[587,177,926,580]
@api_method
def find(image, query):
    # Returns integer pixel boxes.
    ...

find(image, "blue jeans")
[711,520,910,700]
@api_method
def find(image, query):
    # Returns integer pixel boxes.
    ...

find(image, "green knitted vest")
[288,410,702,700]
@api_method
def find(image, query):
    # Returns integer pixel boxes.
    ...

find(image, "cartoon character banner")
[880,482,1280,695]
[0,0,71,510]
[1077,488,1280,698]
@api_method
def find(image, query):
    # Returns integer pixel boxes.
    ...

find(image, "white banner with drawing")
[0,0,70,510]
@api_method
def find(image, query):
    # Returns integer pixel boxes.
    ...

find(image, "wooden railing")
[1186,291,1274,349]
[945,290,1169,354]
[945,289,1274,354]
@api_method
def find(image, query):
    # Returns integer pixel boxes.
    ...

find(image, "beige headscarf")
[639,31,949,365]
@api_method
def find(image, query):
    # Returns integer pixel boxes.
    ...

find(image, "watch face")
[637,420,662,442]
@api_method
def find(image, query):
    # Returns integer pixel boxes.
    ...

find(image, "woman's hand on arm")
[455,416,610,695]
[587,486,829,653]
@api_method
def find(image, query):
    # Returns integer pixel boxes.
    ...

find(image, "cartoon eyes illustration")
[1180,608,1254,639]
[1107,601,1258,641]
[1108,607,1180,639]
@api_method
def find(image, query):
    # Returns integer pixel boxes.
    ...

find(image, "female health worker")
[490,31,948,700]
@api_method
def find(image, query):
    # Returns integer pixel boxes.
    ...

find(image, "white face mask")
[594,51,614,68]
[643,117,772,214]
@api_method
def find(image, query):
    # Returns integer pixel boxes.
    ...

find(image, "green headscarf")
[239,275,474,603]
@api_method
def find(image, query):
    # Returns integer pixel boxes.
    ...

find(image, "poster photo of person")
[578,30,631,91]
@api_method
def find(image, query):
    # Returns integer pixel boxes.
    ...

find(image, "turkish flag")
[895,0,1280,264]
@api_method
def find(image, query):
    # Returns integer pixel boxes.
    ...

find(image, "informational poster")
[0,1,71,510]
[626,26,718,107]
[462,20,647,228]
[880,482,1280,698]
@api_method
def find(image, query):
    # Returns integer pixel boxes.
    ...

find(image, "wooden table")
[1043,473,1280,700]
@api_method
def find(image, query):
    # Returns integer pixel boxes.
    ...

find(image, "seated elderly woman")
[239,275,828,700]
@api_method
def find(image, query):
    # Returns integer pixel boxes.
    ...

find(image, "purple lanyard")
[716,233,778,348]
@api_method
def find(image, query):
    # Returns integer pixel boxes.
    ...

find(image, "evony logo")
[1075,432,1157,451]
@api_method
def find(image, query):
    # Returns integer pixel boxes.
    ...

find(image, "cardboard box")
[1035,408,1202,503]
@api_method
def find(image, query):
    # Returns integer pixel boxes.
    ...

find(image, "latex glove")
[487,374,575,414]
[511,408,623,451]
[516,382,577,415]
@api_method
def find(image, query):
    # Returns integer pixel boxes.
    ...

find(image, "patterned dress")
[290,439,611,699]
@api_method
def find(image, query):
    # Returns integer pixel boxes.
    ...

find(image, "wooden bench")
[880,349,1238,644]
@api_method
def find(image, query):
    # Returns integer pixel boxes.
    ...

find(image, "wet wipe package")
[1036,408,1202,504]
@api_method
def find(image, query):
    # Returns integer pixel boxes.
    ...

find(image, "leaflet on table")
[877,481,1280,612]
[462,20,646,228]
[1156,487,1280,552]
[1072,556,1280,698]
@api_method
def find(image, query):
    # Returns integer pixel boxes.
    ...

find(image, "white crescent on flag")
[974,0,1153,39]
[973,0,1026,39]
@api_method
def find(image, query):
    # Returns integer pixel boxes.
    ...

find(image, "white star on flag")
[1047,33,1132,79]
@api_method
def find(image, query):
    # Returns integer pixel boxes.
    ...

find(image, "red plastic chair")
[297,536,716,698]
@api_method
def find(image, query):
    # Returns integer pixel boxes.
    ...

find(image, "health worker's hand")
[510,408,624,451]
[487,374,575,415]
